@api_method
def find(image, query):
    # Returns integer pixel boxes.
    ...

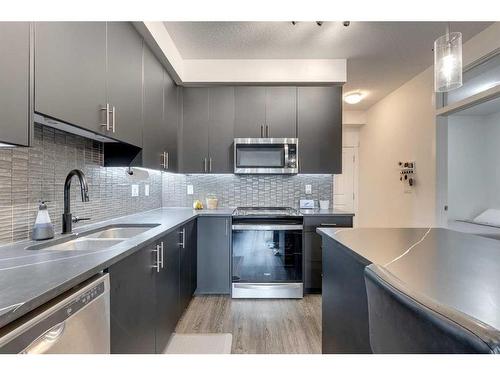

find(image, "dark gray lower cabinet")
[180,219,197,313]
[304,215,353,293]
[0,22,32,146]
[197,216,231,294]
[109,220,197,354]
[322,235,372,354]
[155,230,181,353]
[109,245,156,354]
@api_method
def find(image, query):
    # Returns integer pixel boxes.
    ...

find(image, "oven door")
[234,138,298,174]
[231,220,303,298]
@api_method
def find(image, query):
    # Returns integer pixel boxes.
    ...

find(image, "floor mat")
[164,333,233,354]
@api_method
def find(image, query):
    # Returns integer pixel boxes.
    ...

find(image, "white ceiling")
[164,21,492,110]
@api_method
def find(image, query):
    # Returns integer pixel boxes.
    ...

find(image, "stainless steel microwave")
[234,138,298,174]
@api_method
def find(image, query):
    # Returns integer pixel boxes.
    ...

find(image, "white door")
[333,147,358,214]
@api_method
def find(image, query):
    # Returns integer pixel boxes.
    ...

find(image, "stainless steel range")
[231,207,303,299]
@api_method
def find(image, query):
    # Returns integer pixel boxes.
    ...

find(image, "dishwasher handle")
[21,322,65,354]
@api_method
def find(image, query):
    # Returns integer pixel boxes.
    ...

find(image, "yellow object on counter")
[193,200,204,210]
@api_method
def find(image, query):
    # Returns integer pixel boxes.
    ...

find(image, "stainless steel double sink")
[26,224,160,252]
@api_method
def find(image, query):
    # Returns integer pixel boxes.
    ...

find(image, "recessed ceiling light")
[344,93,364,104]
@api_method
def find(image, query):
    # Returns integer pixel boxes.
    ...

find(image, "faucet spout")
[62,169,90,234]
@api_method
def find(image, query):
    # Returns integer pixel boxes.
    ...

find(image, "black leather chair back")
[364,264,500,354]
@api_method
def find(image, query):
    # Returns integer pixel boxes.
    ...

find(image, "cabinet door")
[197,217,231,294]
[265,87,297,138]
[179,220,196,313]
[181,88,209,173]
[0,22,31,146]
[298,86,343,173]
[109,246,156,354]
[106,22,143,146]
[304,232,323,292]
[35,22,107,134]
[208,87,234,173]
[164,71,179,172]
[142,46,165,170]
[234,86,265,138]
[155,231,180,353]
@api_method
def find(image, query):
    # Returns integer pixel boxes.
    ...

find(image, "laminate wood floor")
[175,294,322,354]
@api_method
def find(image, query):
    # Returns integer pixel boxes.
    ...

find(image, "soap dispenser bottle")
[32,201,55,240]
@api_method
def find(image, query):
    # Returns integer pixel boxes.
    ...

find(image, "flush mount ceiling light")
[434,25,463,92]
[344,92,364,104]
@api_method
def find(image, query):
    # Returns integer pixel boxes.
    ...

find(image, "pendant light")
[434,24,463,92]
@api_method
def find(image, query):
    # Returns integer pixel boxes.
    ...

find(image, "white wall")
[447,115,489,220]
[357,22,500,228]
[357,67,437,227]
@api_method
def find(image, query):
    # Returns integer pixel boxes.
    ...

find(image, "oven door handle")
[232,224,303,231]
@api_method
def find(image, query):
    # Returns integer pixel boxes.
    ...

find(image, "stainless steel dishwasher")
[0,273,110,354]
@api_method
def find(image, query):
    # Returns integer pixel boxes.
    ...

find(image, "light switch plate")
[131,184,139,197]
[144,184,150,196]
[187,185,194,195]
[305,184,312,195]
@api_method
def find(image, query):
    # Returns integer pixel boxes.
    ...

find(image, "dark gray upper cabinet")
[265,87,297,138]
[0,22,31,146]
[298,86,343,174]
[106,22,143,147]
[197,216,231,294]
[141,46,166,170]
[234,86,266,138]
[181,88,209,173]
[208,87,235,173]
[35,22,107,135]
[163,71,179,172]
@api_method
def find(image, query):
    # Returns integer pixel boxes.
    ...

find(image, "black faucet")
[62,169,90,234]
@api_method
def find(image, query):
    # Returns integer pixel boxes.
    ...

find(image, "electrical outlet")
[187,185,194,195]
[131,184,139,197]
[305,184,312,195]
[144,184,150,196]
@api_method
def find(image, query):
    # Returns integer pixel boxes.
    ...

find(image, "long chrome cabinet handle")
[100,103,110,131]
[179,228,185,248]
[154,244,161,272]
[203,158,207,172]
[160,241,164,269]
[161,152,166,169]
[111,106,116,133]
[166,152,169,170]
[260,125,263,137]
[266,125,270,137]
[209,157,212,172]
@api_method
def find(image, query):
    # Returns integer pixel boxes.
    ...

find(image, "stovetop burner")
[233,206,300,217]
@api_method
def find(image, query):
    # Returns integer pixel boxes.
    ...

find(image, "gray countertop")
[317,227,500,331]
[0,207,234,329]
[0,206,353,330]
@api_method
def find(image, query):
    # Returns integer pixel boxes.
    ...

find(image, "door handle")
[100,103,110,131]
[266,125,269,137]
[154,243,162,272]
[203,158,207,173]
[160,241,164,269]
[22,322,66,354]
[209,157,212,172]
[165,152,169,170]
[260,125,264,137]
